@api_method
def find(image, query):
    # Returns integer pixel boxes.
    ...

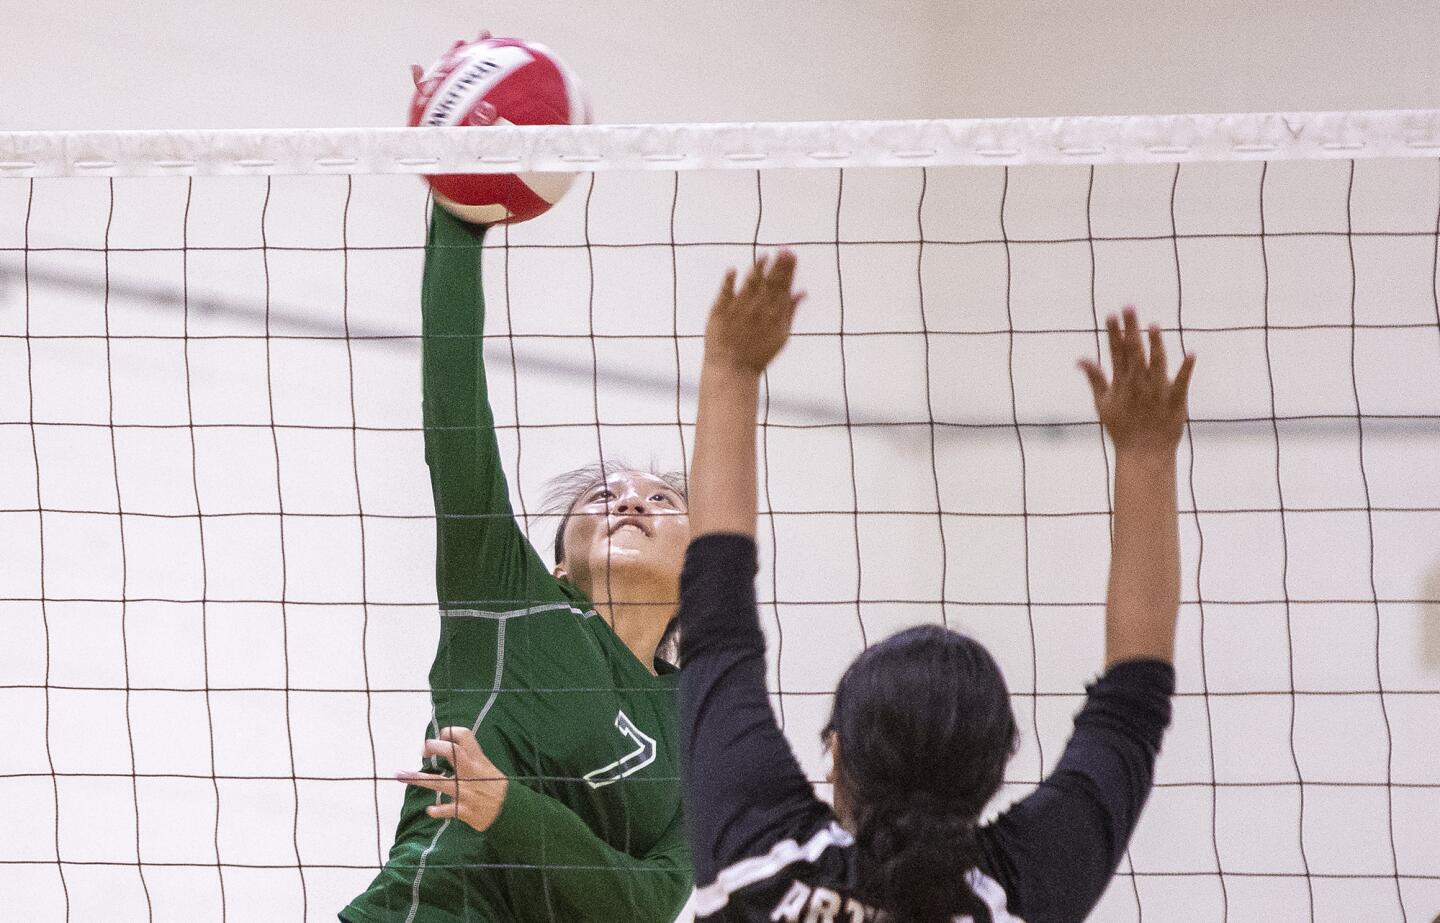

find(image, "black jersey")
[678,534,1175,923]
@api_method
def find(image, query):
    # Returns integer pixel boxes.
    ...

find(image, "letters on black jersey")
[771,880,875,923]
[770,880,980,923]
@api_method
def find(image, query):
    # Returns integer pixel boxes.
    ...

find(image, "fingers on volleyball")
[410,33,588,225]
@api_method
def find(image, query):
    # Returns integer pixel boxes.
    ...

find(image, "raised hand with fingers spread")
[702,250,805,376]
[1078,306,1196,455]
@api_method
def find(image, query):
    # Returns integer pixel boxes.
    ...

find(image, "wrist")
[701,352,764,382]
[1114,445,1179,470]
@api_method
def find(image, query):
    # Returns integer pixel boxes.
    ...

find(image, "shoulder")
[438,573,588,623]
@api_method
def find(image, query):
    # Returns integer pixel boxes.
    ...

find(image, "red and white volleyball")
[409,34,589,225]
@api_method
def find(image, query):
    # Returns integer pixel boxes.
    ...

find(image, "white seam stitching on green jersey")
[470,616,508,731]
[424,706,441,771]
[406,611,511,921]
[439,601,598,620]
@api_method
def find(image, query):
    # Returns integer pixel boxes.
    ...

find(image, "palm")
[1080,308,1195,452]
[704,251,805,373]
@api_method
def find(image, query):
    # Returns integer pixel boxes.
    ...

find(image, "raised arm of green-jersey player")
[422,205,560,610]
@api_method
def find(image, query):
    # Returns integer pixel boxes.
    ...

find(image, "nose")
[612,487,647,515]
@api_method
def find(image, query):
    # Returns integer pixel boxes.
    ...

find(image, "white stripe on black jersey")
[695,817,1021,921]
[692,822,853,916]
[678,534,1175,923]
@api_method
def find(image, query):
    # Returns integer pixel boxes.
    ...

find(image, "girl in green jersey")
[343,206,693,923]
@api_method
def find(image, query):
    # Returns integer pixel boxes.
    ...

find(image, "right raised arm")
[421,205,549,610]
[977,310,1195,923]
[1079,307,1195,667]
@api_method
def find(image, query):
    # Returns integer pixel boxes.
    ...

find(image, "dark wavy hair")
[825,624,1018,923]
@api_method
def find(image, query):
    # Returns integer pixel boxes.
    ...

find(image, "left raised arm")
[688,252,803,540]
[682,255,836,900]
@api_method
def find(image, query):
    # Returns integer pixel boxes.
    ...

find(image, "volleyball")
[409,33,589,225]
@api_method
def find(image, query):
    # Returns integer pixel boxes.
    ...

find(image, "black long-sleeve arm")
[978,658,1175,923]
[679,534,832,891]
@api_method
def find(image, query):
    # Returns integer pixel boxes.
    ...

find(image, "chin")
[593,547,681,580]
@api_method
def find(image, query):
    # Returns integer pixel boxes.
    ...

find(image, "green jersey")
[343,208,690,923]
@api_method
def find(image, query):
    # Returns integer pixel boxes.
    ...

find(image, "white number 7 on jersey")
[583,710,657,790]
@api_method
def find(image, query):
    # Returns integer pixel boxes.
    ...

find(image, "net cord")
[3,110,1440,177]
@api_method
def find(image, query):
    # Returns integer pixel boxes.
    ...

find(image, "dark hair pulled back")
[826,625,1018,923]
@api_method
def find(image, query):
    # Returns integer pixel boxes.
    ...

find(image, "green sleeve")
[422,205,558,610]
[484,779,692,923]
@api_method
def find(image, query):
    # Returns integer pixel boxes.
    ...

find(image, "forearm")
[421,207,539,607]
[484,782,690,922]
[422,206,492,495]
[986,659,1175,922]
[1104,448,1181,667]
[679,534,826,884]
[689,358,761,539]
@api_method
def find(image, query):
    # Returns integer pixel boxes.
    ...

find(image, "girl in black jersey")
[678,251,1195,923]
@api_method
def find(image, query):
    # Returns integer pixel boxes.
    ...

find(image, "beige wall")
[4,0,1437,131]
[939,0,1440,116]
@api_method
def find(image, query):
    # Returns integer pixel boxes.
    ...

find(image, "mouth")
[608,516,652,538]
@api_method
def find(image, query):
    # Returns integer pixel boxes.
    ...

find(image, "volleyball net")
[2,112,1439,921]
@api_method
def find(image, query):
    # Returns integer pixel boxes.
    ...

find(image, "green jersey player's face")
[555,471,690,605]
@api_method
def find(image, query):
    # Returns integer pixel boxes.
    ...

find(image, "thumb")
[1077,359,1108,406]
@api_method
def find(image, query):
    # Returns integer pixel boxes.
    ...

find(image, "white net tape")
[3,110,1440,177]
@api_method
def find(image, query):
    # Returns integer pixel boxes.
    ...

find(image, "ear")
[552,563,569,582]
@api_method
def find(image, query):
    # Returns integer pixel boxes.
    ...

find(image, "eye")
[650,493,670,503]
[591,488,615,502]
